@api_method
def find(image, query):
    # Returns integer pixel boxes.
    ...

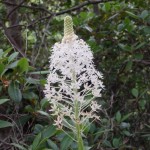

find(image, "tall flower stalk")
[44,16,104,150]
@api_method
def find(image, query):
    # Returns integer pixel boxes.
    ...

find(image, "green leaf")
[17,58,29,73]
[118,43,132,51]
[25,105,34,113]
[34,124,44,134]
[117,23,124,31]
[7,60,19,69]
[23,92,38,100]
[125,11,139,19]
[40,98,49,109]
[16,115,31,126]
[103,140,112,148]
[144,26,150,34]
[112,138,120,148]
[32,133,42,150]
[116,111,121,123]
[135,42,146,50]
[26,78,40,85]
[134,53,143,60]
[60,134,73,150]
[0,99,10,105]
[122,130,132,136]
[8,81,22,103]
[131,88,139,98]
[102,2,111,12]
[125,61,133,72]
[139,99,146,109]
[0,120,13,128]
[0,63,5,75]
[42,125,57,139]
[8,52,19,63]
[47,139,59,150]
[140,10,148,19]
[121,113,133,122]
[37,111,50,118]
[3,48,12,57]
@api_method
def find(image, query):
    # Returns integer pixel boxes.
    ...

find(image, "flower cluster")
[44,16,104,132]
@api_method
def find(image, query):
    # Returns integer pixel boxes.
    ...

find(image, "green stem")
[72,67,84,150]
[74,85,84,150]
[76,120,84,150]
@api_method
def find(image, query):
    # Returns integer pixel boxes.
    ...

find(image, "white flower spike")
[44,15,104,149]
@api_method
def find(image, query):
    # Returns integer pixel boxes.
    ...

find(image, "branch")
[7,0,25,18]
[1,0,112,27]
[2,0,26,57]
[0,0,53,14]
[133,59,150,65]
[28,0,112,27]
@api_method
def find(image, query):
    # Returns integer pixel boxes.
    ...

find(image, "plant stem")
[76,120,85,150]
[72,71,85,150]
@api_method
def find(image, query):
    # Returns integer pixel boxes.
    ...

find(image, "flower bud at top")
[63,16,77,42]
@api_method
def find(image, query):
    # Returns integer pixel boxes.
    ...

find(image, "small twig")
[7,0,25,18]
[2,0,112,28]
[33,19,51,64]
[0,0,53,14]
[0,22,26,57]
[28,0,112,27]
[0,114,23,139]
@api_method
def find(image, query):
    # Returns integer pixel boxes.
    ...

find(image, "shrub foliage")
[0,0,150,149]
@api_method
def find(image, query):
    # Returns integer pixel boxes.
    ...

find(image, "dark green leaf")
[0,120,13,128]
[32,133,42,150]
[125,61,133,71]
[0,99,10,105]
[134,53,143,60]
[8,81,22,103]
[103,140,112,148]
[17,58,29,73]
[122,130,131,136]
[125,11,139,19]
[42,125,57,139]
[47,139,59,150]
[60,134,73,150]
[37,111,50,118]
[8,52,19,62]
[112,138,120,148]
[121,113,133,122]
[116,111,121,123]
[0,63,5,75]
[140,10,148,19]
[131,88,139,98]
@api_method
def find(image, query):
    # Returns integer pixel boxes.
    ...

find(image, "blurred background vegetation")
[0,0,150,149]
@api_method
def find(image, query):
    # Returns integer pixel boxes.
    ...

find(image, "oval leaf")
[8,52,19,63]
[131,88,139,98]
[8,81,22,103]
[116,111,121,123]
[17,58,29,73]
[0,120,13,128]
